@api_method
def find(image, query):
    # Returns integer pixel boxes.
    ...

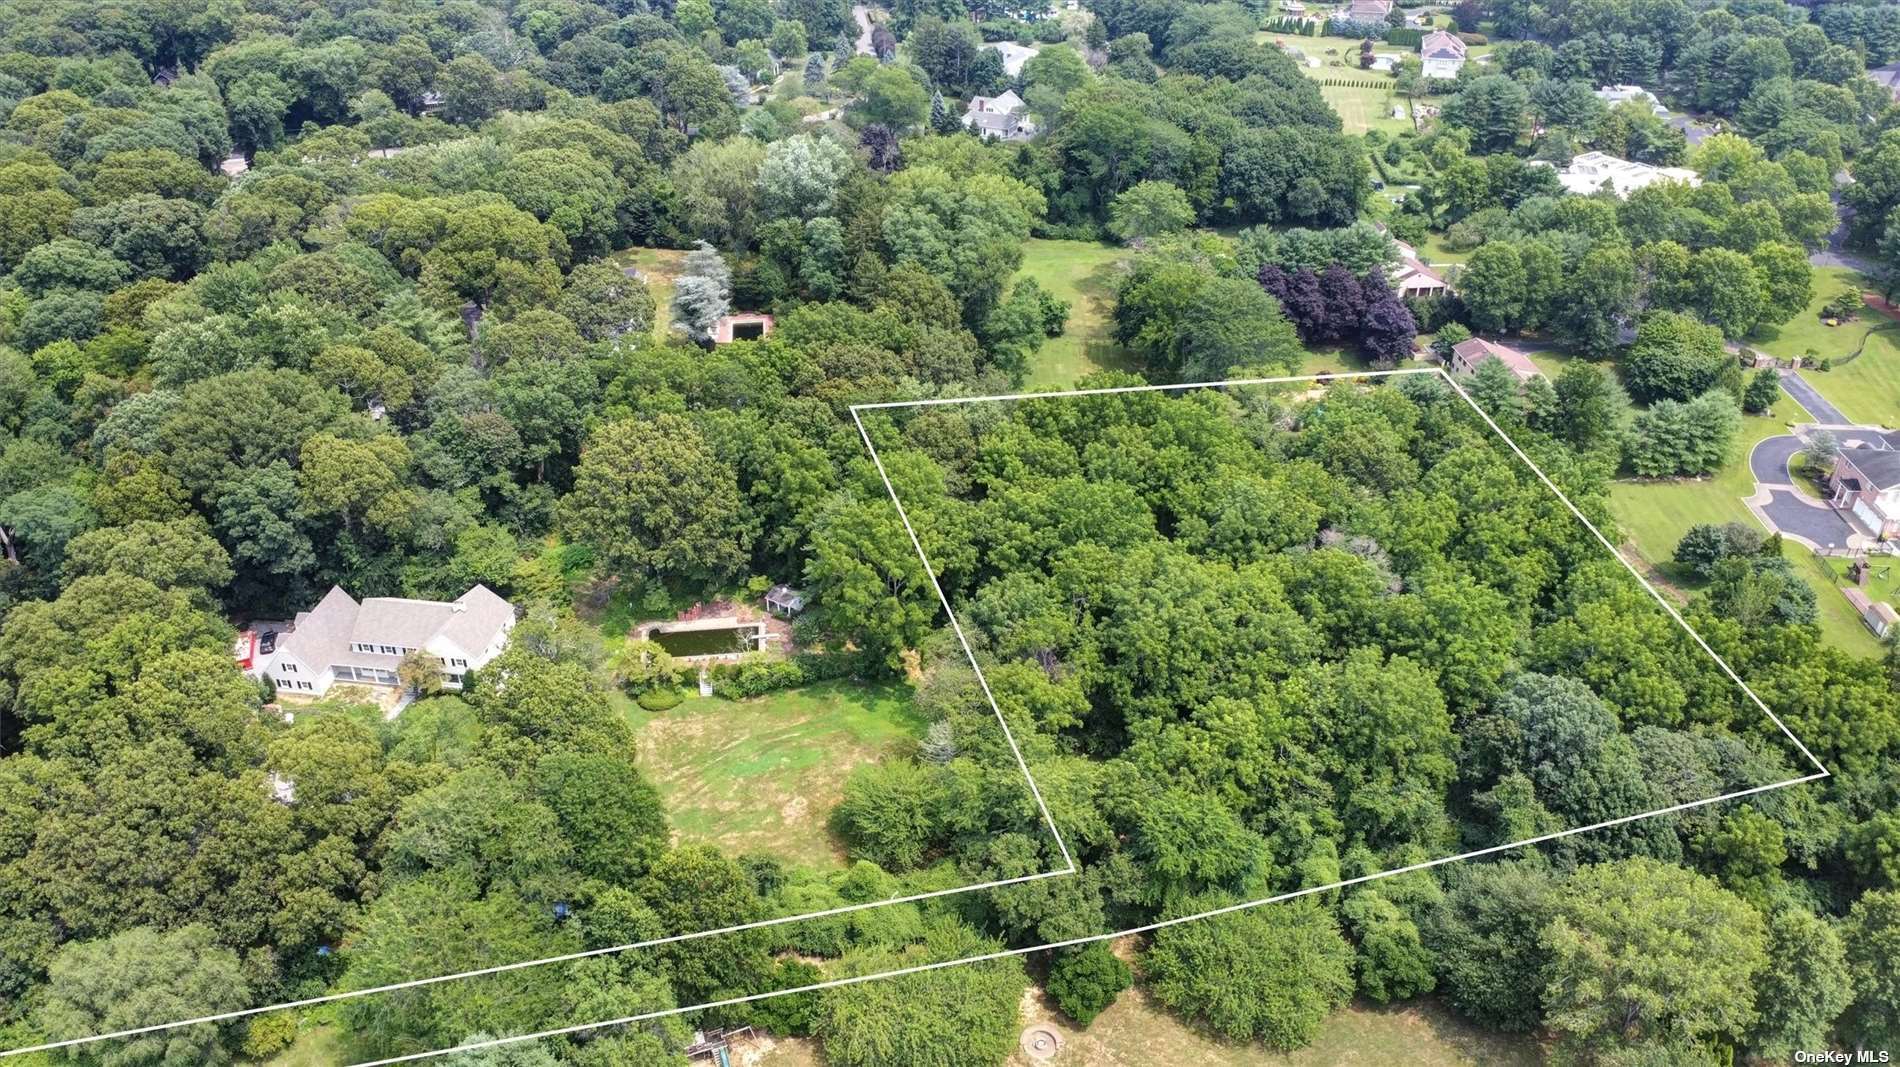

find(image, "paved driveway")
[1781,372,1851,424]
[1750,434,1802,485]
[1760,489,1857,550]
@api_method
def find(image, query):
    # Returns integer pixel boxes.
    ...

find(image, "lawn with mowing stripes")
[1015,238,1141,388]
[625,681,929,870]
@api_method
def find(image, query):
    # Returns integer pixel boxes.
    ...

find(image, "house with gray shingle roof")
[264,585,516,696]
[963,91,1037,141]
[984,41,1041,78]
[1830,444,1900,538]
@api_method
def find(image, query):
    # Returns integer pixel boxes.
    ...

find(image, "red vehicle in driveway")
[234,631,257,671]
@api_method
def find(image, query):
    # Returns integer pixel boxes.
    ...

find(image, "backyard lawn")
[1414,231,1474,265]
[1824,555,1900,607]
[627,681,929,870]
[1015,238,1140,388]
[1325,82,1413,136]
[1751,265,1900,427]
[1607,390,1883,657]
[613,245,690,340]
[1292,343,1372,377]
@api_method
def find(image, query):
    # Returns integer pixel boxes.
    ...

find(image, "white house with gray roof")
[963,91,1037,141]
[984,41,1040,78]
[263,585,516,696]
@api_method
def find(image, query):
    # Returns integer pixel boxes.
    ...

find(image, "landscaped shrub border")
[706,649,879,699]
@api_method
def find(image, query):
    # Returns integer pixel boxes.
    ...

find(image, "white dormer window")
[380,645,398,655]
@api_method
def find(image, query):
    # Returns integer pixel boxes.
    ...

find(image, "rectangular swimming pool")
[651,626,756,657]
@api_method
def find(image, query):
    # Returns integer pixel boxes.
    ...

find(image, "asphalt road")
[1780,372,1850,425]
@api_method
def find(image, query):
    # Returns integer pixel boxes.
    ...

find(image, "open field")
[1008,990,1541,1067]
[1325,83,1412,136]
[1257,32,1363,78]
[267,1023,345,1066]
[755,990,1541,1066]
[1292,343,1372,377]
[613,246,690,340]
[1414,231,1473,265]
[1606,390,1883,657]
[627,681,928,869]
[1014,238,1140,388]
[1256,29,1417,134]
[1751,266,1900,428]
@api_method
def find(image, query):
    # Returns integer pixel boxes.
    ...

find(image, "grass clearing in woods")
[1014,238,1141,388]
[625,681,928,870]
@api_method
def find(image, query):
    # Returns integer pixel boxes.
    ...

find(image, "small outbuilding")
[712,313,774,344]
[1845,587,1899,638]
[765,585,808,617]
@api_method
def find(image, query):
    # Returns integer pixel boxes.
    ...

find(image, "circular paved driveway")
[1759,489,1856,550]
[1750,434,1803,485]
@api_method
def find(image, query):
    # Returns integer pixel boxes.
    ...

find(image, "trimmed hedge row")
[707,649,878,699]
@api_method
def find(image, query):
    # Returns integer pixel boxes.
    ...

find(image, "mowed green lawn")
[1751,265,1900,428]
[1256,32,1359,78]
[1825,555,1900,606]
[1015,238,1141,388]
[613,246,690,340]
[1325,83,1412,136]
[627,681,928,870]
[1607,390,1883,657]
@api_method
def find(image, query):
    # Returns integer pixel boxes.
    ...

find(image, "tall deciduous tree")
[1845,889,1900,1050]
[36,925,251,1066]
[1541,859,1767,1059]
[1145,898,1355,1048]
[563,415,753,586]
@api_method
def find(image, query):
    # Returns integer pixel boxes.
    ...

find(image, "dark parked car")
[259,631,277,655]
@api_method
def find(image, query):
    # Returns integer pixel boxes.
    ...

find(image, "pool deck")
[633,602,792,662]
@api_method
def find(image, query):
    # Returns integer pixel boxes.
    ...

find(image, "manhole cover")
[1020,1024,1063,1061]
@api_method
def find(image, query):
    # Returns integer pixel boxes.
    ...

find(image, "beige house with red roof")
[1449,337,1541,382]
[1391,240,1451,299]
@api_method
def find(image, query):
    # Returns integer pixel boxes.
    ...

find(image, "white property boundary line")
[346,771,1828,1065]
[2,369,1828,1064]
[337,368,1829,1065]
[0,443,1079,1060]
